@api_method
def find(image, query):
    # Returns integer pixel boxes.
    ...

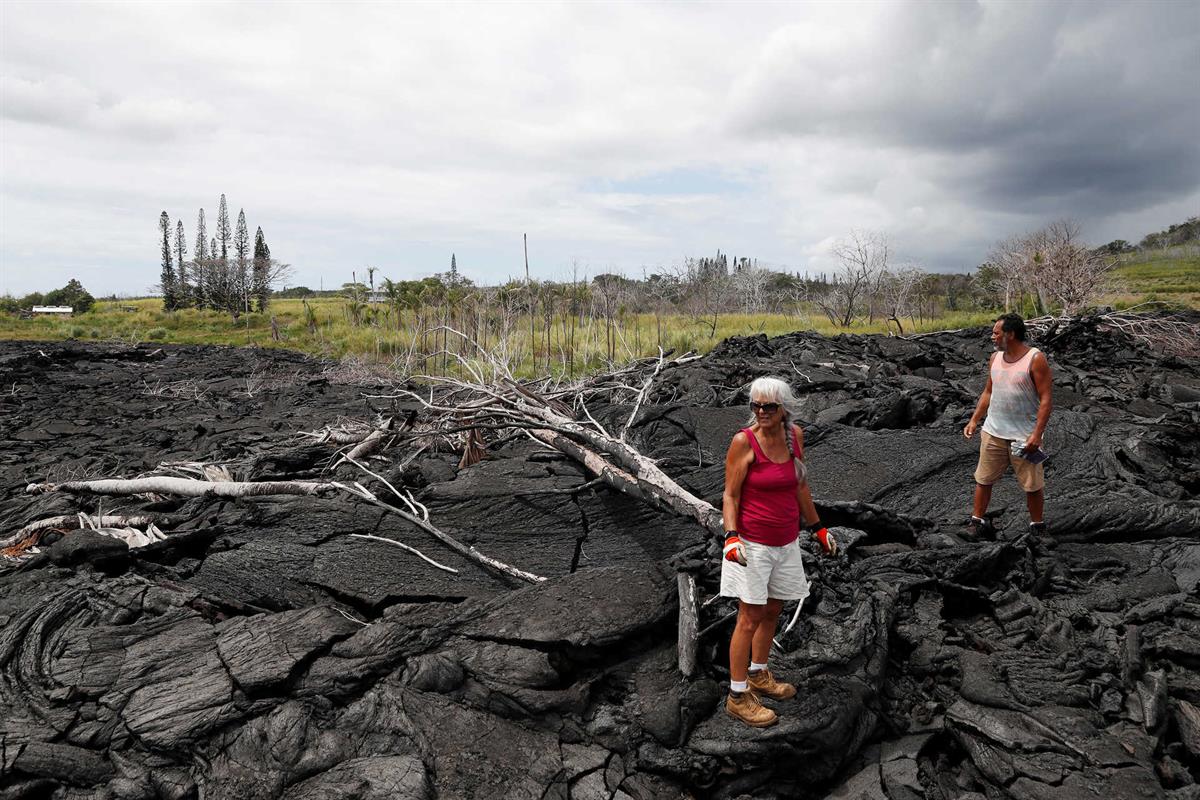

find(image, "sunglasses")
[749,401,781,414]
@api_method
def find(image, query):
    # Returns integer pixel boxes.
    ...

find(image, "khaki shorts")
[975,430,1045,492]
[719,538,811,605]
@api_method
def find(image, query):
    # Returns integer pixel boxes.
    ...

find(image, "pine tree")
[194,209,208,261]
[234,209,250,312]
[450,253,458,286]
[193,209,208,307]
[159,211,177,311]
[174,220,189,307]
[210,236,219,310]
[253,227,271,312]
[216,194,231,261]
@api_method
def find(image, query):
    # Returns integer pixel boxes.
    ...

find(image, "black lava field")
[2,320,1199,799]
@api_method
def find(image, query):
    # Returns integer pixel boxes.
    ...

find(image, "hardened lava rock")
[1,324,1198,798]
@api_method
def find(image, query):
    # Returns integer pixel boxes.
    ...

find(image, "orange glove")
[723,533,747,565]
[811,526,838,556]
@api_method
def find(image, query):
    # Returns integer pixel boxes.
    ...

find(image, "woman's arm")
[793,423,836,555]
[722,432,752,533]
[792,424,819,526]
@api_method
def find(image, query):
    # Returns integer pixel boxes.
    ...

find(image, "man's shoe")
[964,516,995,541]
[726,690,778,728]
[747,669,797,700]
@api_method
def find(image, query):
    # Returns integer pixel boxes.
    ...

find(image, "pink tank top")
[737,427,800,547]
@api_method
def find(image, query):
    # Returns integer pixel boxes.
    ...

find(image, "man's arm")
[1025,352,1053,449]
[963,356,995,438]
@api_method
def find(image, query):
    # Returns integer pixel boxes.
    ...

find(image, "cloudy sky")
[2,1,1197,296]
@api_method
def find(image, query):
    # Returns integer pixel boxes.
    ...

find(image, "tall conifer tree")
[216,194,231,261]
[159,211,177,310]
[234,209,250,312]
[193,209,208,307]
[194,209,208,260]
[252,227,271,312]
[210,236,219,310]
[174,220,190,307]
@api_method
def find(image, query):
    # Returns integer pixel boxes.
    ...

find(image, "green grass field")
[4,247,1194,379]
[1108,247,1200,305]
[0,297,999,379]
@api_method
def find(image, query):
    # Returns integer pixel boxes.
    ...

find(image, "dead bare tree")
[985,234,1030,313]
[730,262,771,313]
[880,266,926,334]
[1024,220,1119,315]
[681,263,728,338]
[813,230,890,327]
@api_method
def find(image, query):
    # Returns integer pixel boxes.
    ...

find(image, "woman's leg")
[750,598,784,665]
[729,601,768,683]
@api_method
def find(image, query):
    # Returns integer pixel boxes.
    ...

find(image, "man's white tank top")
[982,347,1042,441]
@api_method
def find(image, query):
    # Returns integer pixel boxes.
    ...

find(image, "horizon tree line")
[158,194,287,318]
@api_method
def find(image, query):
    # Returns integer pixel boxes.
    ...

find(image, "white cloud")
[1,0,1196,296]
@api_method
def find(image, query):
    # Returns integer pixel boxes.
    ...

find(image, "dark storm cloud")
[733,0,1200,216]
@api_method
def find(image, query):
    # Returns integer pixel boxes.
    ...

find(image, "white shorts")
[719,538,811,606]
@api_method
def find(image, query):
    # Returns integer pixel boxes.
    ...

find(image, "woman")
[721,376,837,727]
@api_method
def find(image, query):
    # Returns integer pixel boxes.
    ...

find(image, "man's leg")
[973,432,1006,520]
[1011,452,1046,526]
[1026,490,1044,523]
[973,482,993,519]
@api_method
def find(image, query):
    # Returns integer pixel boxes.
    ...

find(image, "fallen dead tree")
[379,378,724,536]
[372,333,725,536]
[27,477,341,499]
[23,470,545,585]
[1,513,168,557]
[905,305,1200,357]
[1028,305,1200,357]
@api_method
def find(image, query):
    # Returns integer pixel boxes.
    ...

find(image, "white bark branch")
[2,514,160,551]
[349,533,459,574]
[27,477,339,498]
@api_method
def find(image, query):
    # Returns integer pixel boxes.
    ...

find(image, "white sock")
[730,679,748,693]
[749,662,768,673]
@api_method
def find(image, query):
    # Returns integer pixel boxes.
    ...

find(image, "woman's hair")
[745,376,800,426]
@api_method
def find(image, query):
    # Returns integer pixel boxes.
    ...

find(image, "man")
[963,313,1053,539]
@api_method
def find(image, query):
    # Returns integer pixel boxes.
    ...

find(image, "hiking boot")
[726,690,778,728]
[964,516,995,541]
[747,669,797,700]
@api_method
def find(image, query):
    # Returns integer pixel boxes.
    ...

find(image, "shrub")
[147,328,168,340]
[43,279,95,314]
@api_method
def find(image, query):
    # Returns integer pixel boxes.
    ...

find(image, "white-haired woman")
[720,376,837,727]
